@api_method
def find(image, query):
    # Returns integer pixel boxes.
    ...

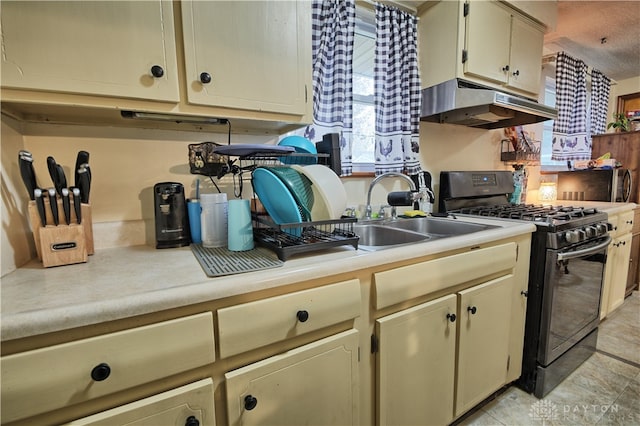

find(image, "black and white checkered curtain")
[308,0,355,176]
[551,52,590,161]
[373,3,422,176]
[590,69,611,136]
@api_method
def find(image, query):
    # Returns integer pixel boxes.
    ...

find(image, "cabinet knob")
[626,220,633,225]
[512,70,520,76]
[244,395,258,411]
[467,306,477,315]
[90,362,111,381]
[150,65,164,78]
[446,313,457,322]
[185,416,200,426]
[521,290,529,297]
[199,72,212,84]
[502,65,510,72]
[296,310,309,322]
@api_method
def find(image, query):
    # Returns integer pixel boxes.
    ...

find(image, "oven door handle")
[556,236,612,262]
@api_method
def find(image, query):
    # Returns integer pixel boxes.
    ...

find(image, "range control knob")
[585,226,596,238]
[564,230,581,244]
[596,223,608,235]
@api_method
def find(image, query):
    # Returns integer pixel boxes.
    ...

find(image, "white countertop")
[1,216,536,342]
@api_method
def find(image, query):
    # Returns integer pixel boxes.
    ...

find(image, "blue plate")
[252,168,303,236]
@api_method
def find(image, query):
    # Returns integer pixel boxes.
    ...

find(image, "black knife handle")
[48,188,59,226]
[72,187,82,224]
[77,167,90,203]
[61,188,71,225]
[34,189,47,227]
[75,151,90,186]
[19,154,37,200]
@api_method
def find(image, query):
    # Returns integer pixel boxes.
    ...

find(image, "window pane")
[352,101,375,163]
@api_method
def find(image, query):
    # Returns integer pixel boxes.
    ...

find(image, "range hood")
[420,79,557,129]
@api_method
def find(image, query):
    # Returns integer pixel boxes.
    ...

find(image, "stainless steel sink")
[354,224,431,250]
[354,217,497,251]
[384,216,497,237]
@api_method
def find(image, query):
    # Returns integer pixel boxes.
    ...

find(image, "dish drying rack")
[252,214,359,261]
[500,139,541,164]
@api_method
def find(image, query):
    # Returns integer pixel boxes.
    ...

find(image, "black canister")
[153,182,191,248]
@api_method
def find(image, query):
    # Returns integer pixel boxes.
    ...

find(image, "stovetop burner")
[453,204,600,225]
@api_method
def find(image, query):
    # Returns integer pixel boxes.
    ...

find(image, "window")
[351,6,376,172]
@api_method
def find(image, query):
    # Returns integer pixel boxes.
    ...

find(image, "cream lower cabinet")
[376,275,513,425]
[225,330,360,426]
[455,275,512,416]
[68,379,215,426]
[377,295,458,426]
[0,1,179,102]
[601,208,634,318]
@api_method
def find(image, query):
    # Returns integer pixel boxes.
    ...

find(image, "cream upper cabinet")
[376,295,458,426]
[225,330,360,426]
[0,1,180,102]
[464,1,544,96]
[419,0,546,98]
[181,0,311,115]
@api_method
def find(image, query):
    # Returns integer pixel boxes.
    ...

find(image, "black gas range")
[440,171,611,398]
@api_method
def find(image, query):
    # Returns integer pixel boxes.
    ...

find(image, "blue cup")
[227,199,254,251]
[187,199,202,244]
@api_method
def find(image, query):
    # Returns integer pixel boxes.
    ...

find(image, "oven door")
[537,236,611,366]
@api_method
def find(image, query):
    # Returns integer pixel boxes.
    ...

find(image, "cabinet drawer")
[374,243,517,309]
[218,279,361,358]
[1,313,215,424]
[68,378,215,426]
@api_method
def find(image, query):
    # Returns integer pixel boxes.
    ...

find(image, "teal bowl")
[278,136,317,165]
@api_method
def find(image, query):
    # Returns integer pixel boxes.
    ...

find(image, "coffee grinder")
[153,182,190,248]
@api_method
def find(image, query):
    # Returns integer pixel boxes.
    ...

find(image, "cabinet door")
[456,275,513,416]
[464,1,511,84]
[68,379,215,426]
[607,233,633,314]
[507,16,544,94]
[0,1,179,102]
[181,1,310,115]
[225,330,359,425]
[376,295,457,426]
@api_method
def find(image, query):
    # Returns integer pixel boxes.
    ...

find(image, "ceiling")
[544,0,640,81]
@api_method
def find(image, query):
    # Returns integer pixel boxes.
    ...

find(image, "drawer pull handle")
[502,65,510,72]
[296,310,309,322]
[446,313,456,322]
[90,363,111,381]
[467,306,477,315]
[244,395,258,411]
[521,290,529,297]
[199,72,212,84]
[185,416,200,426]
[150,65,164,78]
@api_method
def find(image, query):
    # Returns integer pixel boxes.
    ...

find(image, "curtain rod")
[355,0,419,17]
[541,54,617,84]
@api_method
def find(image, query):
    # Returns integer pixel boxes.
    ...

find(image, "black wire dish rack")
[252,214,359,261]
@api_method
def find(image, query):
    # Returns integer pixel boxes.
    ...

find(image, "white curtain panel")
[590,69,611,136]
[373,3,422,176]
[551,52,590,161]
[309,0,355,176]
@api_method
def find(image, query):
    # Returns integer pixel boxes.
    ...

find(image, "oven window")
[540,250,606,365]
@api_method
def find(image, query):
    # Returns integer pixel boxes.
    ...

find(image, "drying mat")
[191,244,283,277]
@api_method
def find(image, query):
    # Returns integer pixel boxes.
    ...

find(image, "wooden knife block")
[28,199,94,268]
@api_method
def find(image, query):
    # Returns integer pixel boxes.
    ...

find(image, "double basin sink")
[354,216,498,251]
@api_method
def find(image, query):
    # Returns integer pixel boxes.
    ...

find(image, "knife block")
[28,199,94,268]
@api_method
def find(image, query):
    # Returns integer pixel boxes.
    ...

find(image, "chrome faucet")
[365,172,418,219]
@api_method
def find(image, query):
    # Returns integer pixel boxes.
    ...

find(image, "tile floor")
[458,291,640,426]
